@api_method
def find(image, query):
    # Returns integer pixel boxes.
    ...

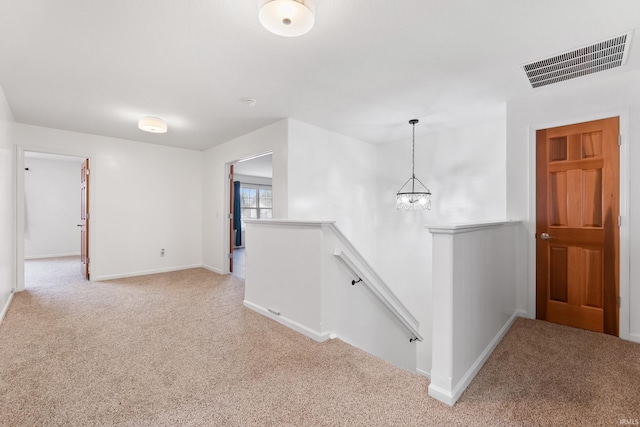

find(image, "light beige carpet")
[1,257,639,426]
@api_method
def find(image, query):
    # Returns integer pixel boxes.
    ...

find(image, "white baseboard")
[202,264,224,275]
[629,333,640,344]
[93,264,204,281]
[416,368,431,379]
[428,383,456,406]
[0,291,14,325]
[25,252,80,260]
[429,309,520,406]
[243,300,331,343]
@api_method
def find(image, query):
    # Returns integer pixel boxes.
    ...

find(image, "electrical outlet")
[160,248,165,257]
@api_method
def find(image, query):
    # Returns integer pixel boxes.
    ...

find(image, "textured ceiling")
[1,0,639,151]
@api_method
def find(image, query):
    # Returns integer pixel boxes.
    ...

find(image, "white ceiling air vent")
[522,32,633,88]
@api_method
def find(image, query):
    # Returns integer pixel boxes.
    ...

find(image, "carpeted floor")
[1,257,639,426]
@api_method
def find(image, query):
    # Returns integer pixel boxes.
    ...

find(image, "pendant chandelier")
[396,119,431,210]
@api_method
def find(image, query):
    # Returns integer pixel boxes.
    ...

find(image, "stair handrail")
[243,219,423,343]
[328,223,423,343]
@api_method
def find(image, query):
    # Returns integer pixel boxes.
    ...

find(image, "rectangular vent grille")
[522,32,633,88]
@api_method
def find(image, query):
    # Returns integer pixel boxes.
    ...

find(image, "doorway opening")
[229,153,273,278]
[23,151,90,289]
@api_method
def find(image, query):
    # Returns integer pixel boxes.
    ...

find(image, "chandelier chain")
[412,122,416,174]
[411,121,416,191]
[411,123,416,172]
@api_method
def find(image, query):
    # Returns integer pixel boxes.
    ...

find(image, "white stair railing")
[243,219,422,371]
[333,249,422,342]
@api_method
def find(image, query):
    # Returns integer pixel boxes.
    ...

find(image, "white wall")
[14,124,203,282]
[375,117,507,374]
[202,119,288,274]
[203,118,378,274]
[24,156,83,259]
[429,221,520,405]
[287,119,379,263]
[0,84,15,320]
[506,69,640,342]
[244,222,324,337]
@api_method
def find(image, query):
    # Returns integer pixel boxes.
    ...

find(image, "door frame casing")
[527,109,630,340]
[15,146,94,291]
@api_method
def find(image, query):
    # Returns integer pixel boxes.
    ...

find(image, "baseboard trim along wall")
[629,333,640,344]
[25,252,81,260]
[202,264,224,275]
[416,368,431,379]
[243,300,331,343]
[0,291,14,325]
[429,309,521,406]
[93,264,204,281]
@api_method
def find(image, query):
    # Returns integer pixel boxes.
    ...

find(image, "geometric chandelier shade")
[396,119,431,210]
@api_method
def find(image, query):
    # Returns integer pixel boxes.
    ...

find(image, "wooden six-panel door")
[536,117,619,335]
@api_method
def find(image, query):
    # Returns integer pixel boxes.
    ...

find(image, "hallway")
[24,256,84,289]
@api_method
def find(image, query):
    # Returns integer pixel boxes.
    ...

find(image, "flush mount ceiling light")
[259,0,315,37]
[138,116,167,134]
[396,119,431,211]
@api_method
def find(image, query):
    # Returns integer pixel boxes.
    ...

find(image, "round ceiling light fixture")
[138,116,168,134]
[259,0,315,37]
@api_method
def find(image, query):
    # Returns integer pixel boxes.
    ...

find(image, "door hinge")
[86,168,90,176]
[87,257,90,264]
[86,213,90,220]
[229,173,233,180]
[619,296,622,308]
[228,253,233,259]
[228,213,233,219]
[618,215,622,227]
[618,134,622,146]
